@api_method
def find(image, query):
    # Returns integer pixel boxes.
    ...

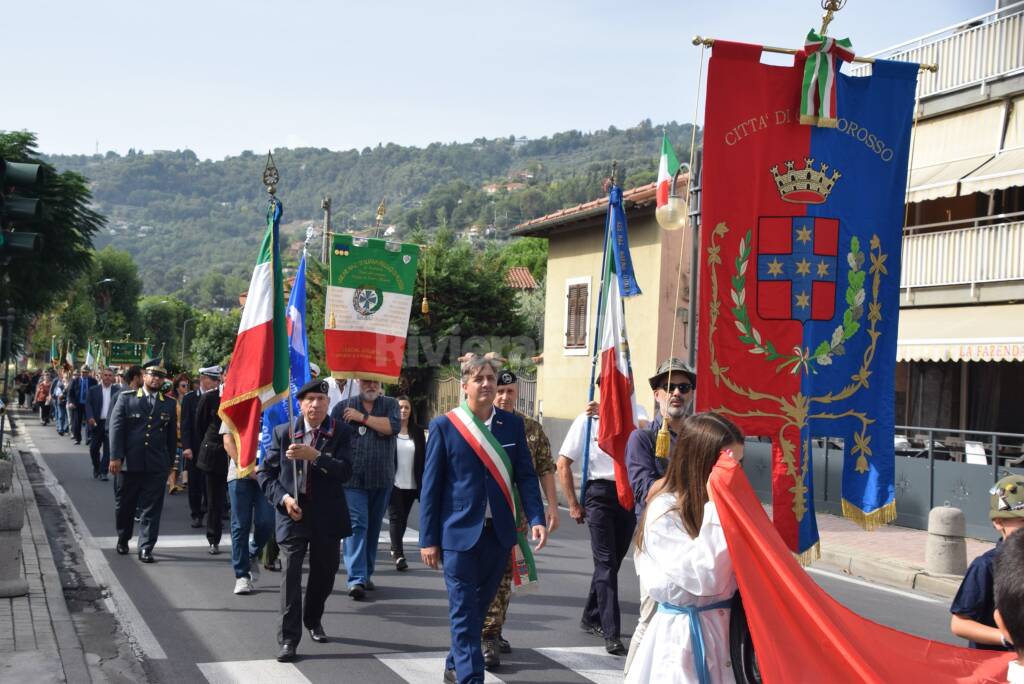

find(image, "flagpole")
[579,164,617,504]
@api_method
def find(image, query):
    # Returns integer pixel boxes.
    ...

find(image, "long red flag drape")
[709,456,1012,683]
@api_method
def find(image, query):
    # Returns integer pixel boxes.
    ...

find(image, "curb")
[11,440,93,683]
[820,546,961,599]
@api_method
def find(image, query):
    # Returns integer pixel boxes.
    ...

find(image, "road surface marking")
[806,566,944,604]
[92,529,419,550]
[198,660,313,683]
[23,431,168,659]
[376,652,505,682]
[535,646,624,684]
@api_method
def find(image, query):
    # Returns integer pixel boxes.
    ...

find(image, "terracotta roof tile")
[504,266,539,290]
[511,178,687,237]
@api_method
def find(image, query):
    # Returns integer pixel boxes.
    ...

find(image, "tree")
[1,131,104,328]
[190,309,241,367]
[92,247,143,341]
[497,237,548,281]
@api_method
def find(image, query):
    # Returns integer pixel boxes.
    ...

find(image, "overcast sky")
[7,0,991,160]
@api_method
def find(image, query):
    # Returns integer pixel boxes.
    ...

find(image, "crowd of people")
[11,350,1024,684]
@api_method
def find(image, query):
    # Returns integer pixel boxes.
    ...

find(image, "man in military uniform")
[108,359,178,563]
[480,369,559,670]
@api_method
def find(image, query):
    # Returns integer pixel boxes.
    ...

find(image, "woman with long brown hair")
[625,412,744,684]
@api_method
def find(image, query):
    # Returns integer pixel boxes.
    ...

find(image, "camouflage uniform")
[482,412,555,640]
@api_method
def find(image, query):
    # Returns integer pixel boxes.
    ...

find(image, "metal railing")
[425,373,538,422]
[849,2,1024,99]
[894,424,1024,509]
[901,218,1024,288]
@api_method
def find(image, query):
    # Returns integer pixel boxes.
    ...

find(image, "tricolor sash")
[447,402,538,591]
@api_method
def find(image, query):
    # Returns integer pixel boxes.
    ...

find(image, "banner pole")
[579,164,617,504]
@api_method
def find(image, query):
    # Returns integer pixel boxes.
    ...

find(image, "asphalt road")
[20,417,961,683]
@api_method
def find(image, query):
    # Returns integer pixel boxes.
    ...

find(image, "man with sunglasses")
[623,356,696,674]
[108,359,179,563]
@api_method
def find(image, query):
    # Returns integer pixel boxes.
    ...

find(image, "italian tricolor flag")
[656,132,680,208]
[597,229,639,512]
[219,199,290,478]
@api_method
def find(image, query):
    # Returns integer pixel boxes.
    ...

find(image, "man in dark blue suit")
[86,367,121,480]
[258,379,354,663]
[420,353,547,684]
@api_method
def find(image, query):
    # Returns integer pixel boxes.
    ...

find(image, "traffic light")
[0,158,45,261]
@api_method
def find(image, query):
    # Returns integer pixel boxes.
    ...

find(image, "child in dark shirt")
[951,474,1024,649]
[994,528,1024,682]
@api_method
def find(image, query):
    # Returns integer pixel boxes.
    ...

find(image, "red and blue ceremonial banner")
[696,40,917,557]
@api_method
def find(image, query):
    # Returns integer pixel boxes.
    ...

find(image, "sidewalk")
[0,432,91,683]
[814,508,992,598]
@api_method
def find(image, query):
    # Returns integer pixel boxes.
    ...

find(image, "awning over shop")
[906,102,1003,204]
[897,304,1024,362]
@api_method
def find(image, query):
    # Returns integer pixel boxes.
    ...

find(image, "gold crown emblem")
[770,158,841,204]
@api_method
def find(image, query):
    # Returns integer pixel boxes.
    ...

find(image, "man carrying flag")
[556,182,644,657]
[419,352,547,684]
[218,197,289,478]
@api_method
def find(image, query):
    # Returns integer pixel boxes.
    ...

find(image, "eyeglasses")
[660,382,693,394]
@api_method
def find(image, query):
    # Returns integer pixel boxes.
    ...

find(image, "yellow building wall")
[538,214,664,425]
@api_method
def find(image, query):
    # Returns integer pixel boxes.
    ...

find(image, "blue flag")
[608,185,642,298]
[258,254,311,463]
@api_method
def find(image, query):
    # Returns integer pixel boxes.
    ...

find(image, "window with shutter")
[565,283,588,349]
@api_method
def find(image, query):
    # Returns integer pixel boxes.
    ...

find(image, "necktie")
[79,379,87,403]
[304,429,319,495]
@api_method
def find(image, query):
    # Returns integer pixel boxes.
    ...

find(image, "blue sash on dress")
[657,594,735,684]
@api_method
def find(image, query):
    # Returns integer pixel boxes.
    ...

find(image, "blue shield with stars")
[756,216,839,322]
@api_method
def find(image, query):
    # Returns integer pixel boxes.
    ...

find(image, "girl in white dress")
[626,412,744,684]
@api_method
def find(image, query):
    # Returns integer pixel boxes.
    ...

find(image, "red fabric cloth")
[597,345,636,511]
[708,455,1012,683]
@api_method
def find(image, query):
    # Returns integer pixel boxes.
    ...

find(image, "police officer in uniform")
[108,359,178,563]
[258,379,354,663]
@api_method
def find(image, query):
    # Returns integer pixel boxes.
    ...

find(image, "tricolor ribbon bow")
[800,29,855,128]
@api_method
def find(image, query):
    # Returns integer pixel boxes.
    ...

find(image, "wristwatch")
[362,410,369,424]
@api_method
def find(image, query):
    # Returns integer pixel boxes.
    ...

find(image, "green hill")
[43,119,696,299]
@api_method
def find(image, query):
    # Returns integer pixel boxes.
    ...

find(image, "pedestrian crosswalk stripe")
[375,652,505,683]
[535,646,624,684]
[197,660,313,683]
[93,529,419,550]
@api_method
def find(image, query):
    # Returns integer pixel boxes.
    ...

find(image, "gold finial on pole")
[375,199,386,227]
[819,0,846,36]
[262,151,279,195]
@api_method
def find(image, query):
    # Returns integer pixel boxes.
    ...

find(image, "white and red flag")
[656,132,680,208]
[219,198,289,478]
[596,185,642,511]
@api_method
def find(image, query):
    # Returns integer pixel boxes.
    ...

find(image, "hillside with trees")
[43,120,697,299]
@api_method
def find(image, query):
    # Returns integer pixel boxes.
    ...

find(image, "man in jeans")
[222,420,274,595]
[330,379,400,599]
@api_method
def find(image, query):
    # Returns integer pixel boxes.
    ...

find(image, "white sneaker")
[249,555,260,583]
[233,576,253,595]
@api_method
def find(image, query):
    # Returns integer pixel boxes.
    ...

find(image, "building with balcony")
[848,1,1024,435]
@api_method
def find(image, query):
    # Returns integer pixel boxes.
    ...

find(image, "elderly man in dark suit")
[258,379,354,663]
[420,353,547,684]
[108,359,177,563]
[181,366,220,528]
[86,367,121,481]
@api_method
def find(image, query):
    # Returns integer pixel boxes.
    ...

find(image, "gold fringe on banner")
[841,498,897,531]
[795,542,821,567]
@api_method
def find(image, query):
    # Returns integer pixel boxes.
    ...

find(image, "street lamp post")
[180,318,196,365]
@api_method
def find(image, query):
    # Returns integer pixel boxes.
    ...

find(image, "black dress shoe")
[482,639,500,670]
[497,634,511,654]
[348,584,366,600]
[605,637,626,655]
[100,474,109,482]
[190,517,203,529]
[277,643,297,663]
[395,556,409,571]
[116,542,129,555]
[580,618,605,637]
[308,623,328,643]
[138,549,155,563]
[209,544,220,555]
[443,668,457,683]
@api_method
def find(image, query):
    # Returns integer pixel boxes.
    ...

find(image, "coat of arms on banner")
[696,40,918,558]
